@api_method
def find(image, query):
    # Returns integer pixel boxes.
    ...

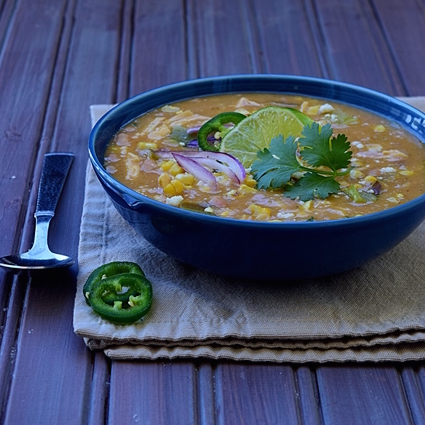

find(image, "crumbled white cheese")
[165,196,183,206]
[319,103,334,114]
[351,141,364,149]
[380,167,397,173]
[277,212,295,219]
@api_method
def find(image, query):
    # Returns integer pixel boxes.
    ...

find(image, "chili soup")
[103,93,425,222]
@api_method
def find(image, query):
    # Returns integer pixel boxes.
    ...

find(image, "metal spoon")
[0,153,75,272]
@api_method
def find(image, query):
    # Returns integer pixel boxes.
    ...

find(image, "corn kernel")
[300,101,309,113]
[204,207,214,213]
[364,175,377,184]
[249,204,271,220]
[239,184,257,194]
[175,173,194,185]
[302,200,314,211]
[244,176,257,187]
[307,105,320,115]
[171,179,184,194]
[169,163,184,176]
[160,160,175,172]
[163,183,176,196]
[374,124,386,132]
[226,190,238,197]
[350,158,364,167]
[221,210,230,217]
[350,169,364,179]
[137,141,158,150]
[296,211,310,218]
[397,193,405,199]
[158,173,171,188]
[400,170,414,176]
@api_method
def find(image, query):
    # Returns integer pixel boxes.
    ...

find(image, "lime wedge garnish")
[220,106,312,168]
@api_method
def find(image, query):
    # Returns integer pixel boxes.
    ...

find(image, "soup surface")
[104,93,425,222]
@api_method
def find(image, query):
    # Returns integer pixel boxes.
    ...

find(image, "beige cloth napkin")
[73,97,425,362]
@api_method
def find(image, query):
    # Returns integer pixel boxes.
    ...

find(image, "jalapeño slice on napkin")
[83,261,145,305]
[83,261,152,325]
[88,273,152,325]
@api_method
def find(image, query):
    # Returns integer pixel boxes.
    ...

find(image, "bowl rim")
[89,74,425,229]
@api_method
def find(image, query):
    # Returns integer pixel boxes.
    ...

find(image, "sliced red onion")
[180,151,246,182]
[186,139,199,148]
[187,126,202,135]
[156,150,246,185]
[193,157,240,184]
[155,151,175,159]
[172,153,217,190]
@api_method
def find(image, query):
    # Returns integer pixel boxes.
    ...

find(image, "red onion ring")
[172,153,217,190]
[156,150,246,183]
[191,157,240,184]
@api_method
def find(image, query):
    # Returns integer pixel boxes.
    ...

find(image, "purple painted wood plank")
[0,0,71,422]
[109,2,201,422]
[0,0,67,265]
[401,367,425,424]
[186,0,260,77]
[129,0,187,95]
[108,362,197,424]
[0,274,27,420]
[252,0,326,77]
[87,353,110,425]
[417,366,425,397]
[317,366,413,425]
[309,0,404,95]
[214,364,300,424]
[371,0,425,96]
[2,0,124,423]
[3,273,91,425]
[116,0,134,102]
[296,367,322,424]
[0,0,15,47]
[197,364,216,425]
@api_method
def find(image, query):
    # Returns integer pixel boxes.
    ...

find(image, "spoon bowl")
[0,254,74,270]
[0,153,74,273]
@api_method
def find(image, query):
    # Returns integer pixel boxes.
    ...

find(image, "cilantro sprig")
[251,122,352,201]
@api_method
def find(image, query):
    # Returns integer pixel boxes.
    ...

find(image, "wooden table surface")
[1,0,425,423]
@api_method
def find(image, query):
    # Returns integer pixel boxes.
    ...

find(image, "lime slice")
[220,106,312,168]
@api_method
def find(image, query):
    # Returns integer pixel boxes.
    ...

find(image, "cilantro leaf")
[251,121,352,201]
[285,173,340,201]
[251,135,300,189]
[299,122,352,171]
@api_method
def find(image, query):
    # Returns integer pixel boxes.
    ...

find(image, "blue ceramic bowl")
[89,75,425,280]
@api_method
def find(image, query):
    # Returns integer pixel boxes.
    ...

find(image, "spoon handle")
[35,153,74,216]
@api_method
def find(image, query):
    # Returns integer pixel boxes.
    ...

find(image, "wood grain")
[310,0,404,94]
[1,0,123,423]
[317,366,413,425]
[0,0,424,423]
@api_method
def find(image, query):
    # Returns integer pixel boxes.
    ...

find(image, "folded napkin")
[73,97,425,362]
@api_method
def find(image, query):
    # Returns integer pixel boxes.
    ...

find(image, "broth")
[104,93,425,222]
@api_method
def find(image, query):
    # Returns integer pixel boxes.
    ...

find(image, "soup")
[104,93,425,222]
